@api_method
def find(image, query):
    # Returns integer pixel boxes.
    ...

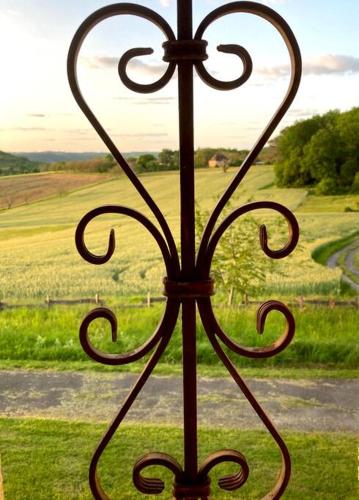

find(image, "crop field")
[296,193,359,213]
[0,166,358,302]
[0,168,358,500]
[0,171,113,210]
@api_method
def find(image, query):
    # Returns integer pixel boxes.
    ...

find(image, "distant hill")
[0,151,40,176]
[12,151,157,163]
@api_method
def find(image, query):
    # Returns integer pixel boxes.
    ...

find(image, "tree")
[158,149,179,170]
[135,154,158,173]
[274,114,324,187]
[274,107,359,194]
[302,127,345,191]
[195,202,284,305]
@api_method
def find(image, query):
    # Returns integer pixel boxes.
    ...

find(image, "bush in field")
[195,203,285,305]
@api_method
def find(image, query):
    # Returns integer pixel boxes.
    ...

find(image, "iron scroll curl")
[68,1,302,498]
[67,3,180,270]
[75,205,179,366]
[195,1,302,263]
[197,201,298,359]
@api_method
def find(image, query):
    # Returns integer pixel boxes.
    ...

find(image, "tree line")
[1,144,276,177]
[274,107,359,194]
[41,154,117,173]
[133,146,276,173]
[0,151,41,176]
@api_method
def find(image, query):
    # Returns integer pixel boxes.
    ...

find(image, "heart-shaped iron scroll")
[68,2,301,498]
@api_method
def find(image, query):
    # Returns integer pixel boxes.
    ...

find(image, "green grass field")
[0,166,358,301]
[0,169,358,500]
[0,419,357,499]
[0,305,357,373]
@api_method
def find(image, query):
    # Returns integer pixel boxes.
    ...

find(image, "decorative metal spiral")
[68,1,301,498]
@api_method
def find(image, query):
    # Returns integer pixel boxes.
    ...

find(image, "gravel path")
[345,240,359,277]
[327,239,359,293]
[0,370,358,432]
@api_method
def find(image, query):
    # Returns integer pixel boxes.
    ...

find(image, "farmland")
[0,166,358,302]
[0,167,358,500]
[0,171,114,210]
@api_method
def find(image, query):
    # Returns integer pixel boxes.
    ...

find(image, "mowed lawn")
[0,166,358,300]
[0,419,357,499]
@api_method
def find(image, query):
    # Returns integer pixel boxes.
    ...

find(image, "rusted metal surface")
[68,1,301,498]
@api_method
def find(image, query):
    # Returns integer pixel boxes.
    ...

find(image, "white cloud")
[286,108,319,118]
[257,54,359,78]
[304,55,359,75]
[84,56,166,77]
[159,0,172,7]
[127,59,167,77]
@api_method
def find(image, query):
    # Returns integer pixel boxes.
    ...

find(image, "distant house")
[208,153,229,169]
[254,160,265,165]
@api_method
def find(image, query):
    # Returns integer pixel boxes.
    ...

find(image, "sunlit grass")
[0,418,357,499]
[297,193,359,213]
[0,167,358,300]
[0,305,357,370]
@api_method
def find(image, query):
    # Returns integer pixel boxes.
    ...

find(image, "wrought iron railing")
[68,1,301,498]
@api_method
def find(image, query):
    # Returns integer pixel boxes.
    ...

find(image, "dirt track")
[327,239,359,293]
[0,370,357,432]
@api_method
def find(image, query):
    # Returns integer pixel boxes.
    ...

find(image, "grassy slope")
[0,305,358,372]
[0,151,40,176]
[0,171,114,210]
[0,418,357,499]
[0,166,358,300]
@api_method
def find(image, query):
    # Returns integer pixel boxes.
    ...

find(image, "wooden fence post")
[328,298,336,309]
[147,291,151,308]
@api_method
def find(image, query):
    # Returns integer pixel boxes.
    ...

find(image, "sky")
[1,0,358,153]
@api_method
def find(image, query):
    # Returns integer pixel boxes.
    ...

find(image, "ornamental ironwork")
[68,1,301,498]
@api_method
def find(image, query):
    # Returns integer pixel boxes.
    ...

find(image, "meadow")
[0,168,358,500]
[0,171,113,210]
[0,305,358,375]
[1,166,358,302]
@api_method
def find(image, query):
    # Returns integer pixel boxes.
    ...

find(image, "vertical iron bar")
[177,0,198,494]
